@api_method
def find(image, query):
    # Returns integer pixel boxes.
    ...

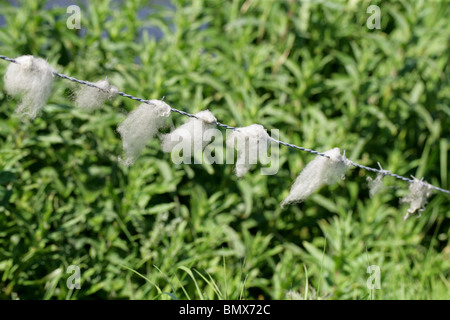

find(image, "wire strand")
[1,54,449,195]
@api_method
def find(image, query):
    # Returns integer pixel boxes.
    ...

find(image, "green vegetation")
[0,0,449,300]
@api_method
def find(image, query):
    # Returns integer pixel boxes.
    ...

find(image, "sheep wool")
[161,109,217,155]
[367,174,385,197]
[117,100,171,166]
[226,124,270,178]
[401,177,433,220]
[281,148,352,207]
[4,55,55,119]
[74,79,118,110]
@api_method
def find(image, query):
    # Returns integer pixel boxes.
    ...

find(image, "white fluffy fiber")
[4,55,55,119]
[367,174,385,197]
[117,100,171,166]
[367,163,389,197]
[281,148,352,207]
[226,124,270,178]
[74,79,118,110]
[161,109,217,155]
[401,177,433,220]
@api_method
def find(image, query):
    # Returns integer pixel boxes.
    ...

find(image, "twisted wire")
[1,54,449,195]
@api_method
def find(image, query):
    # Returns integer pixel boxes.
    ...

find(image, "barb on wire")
[1,54,449,195]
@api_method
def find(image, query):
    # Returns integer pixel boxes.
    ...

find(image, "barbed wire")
[1,54,449,195]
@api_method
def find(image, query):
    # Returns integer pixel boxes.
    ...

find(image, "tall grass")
[0,0,449,299]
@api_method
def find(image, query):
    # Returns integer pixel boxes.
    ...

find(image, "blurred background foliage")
[0,0,449,299]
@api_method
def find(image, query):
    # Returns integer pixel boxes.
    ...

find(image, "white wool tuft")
[4,55,55,119]
[194,109,217,124]
[367,174,385,197]
[226,124,270,178]
[281,148,352,207]
[401,177,433,220]
[74,79,118,110]
[117,100,171,166]
[161,109,217,155]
